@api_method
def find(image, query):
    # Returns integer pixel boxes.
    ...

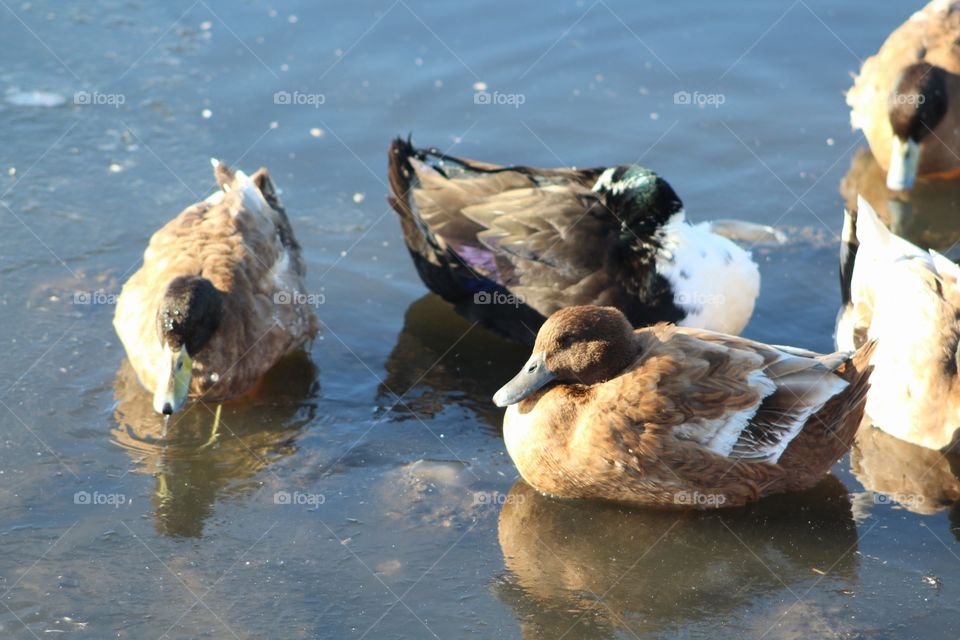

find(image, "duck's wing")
[604,328,852,464]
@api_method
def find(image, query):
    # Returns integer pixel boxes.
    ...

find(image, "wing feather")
[604,328,851,464]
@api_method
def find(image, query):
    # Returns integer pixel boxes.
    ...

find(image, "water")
[2,1,960,638]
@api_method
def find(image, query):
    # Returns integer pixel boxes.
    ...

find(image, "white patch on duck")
[268,250,292,290]
[860,260,954,447]
[655,211,760,335]
[673,369,775,457]
[234,169,269,216]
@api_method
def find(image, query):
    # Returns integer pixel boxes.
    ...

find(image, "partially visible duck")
[113,160,319,415]
[493,306,875,508]
[837,196,960,450]
[387,137,762,344]
[847,0,960,190]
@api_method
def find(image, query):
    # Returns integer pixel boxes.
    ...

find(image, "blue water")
[1,1,959,638]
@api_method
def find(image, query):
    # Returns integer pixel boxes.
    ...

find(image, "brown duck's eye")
[558,333,574,348]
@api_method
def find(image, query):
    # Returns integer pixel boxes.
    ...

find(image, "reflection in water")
[496,479,858,639]
[111,354,319,537]
[852,422,960,518]
[840,147,960,254]
[380,294,528,432]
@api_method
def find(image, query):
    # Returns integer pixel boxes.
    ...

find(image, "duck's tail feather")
[211,158,235,189]
[387,135,421,223]
[826,339,876,441]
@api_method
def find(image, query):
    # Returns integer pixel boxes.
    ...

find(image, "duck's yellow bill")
[153,344,193,415]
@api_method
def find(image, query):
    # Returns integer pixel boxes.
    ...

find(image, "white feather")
[655,212,760,335]
[234,169,269,215]
[701,370,776,457]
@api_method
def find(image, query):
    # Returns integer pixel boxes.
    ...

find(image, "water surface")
[2,1,960,638]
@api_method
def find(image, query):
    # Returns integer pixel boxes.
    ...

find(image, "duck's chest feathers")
[502,403,543,467]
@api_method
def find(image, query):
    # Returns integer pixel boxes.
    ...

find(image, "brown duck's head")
[153,276,224,415]
[493,306,636,407]
[886,62,949,190]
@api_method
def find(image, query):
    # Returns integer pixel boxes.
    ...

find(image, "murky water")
[2,1,960,638]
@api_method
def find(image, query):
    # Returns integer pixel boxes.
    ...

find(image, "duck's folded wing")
[461,185,615,282]
[408,158,632,305]
[615,331,850,464]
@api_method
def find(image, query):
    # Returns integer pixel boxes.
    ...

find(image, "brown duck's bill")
[493,352,555,407]
[886,136,919,191]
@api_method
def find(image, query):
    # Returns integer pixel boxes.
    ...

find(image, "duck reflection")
[840,147,960,254]
[852,422,960,518]
[111,353,319,538]
[496,478,858,639]
[379,294,528,432]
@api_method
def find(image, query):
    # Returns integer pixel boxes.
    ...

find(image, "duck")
[113,160,319,415]
[847,0,960,191]
[836,195,960,451]
[493,305,875,509]
[387,137,764,345]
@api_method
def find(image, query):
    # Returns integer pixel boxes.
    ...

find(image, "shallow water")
[2,1,960,638]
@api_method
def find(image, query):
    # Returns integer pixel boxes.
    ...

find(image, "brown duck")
[113,160,319,415]
[494,306,876,508]
[848,0,960,190]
